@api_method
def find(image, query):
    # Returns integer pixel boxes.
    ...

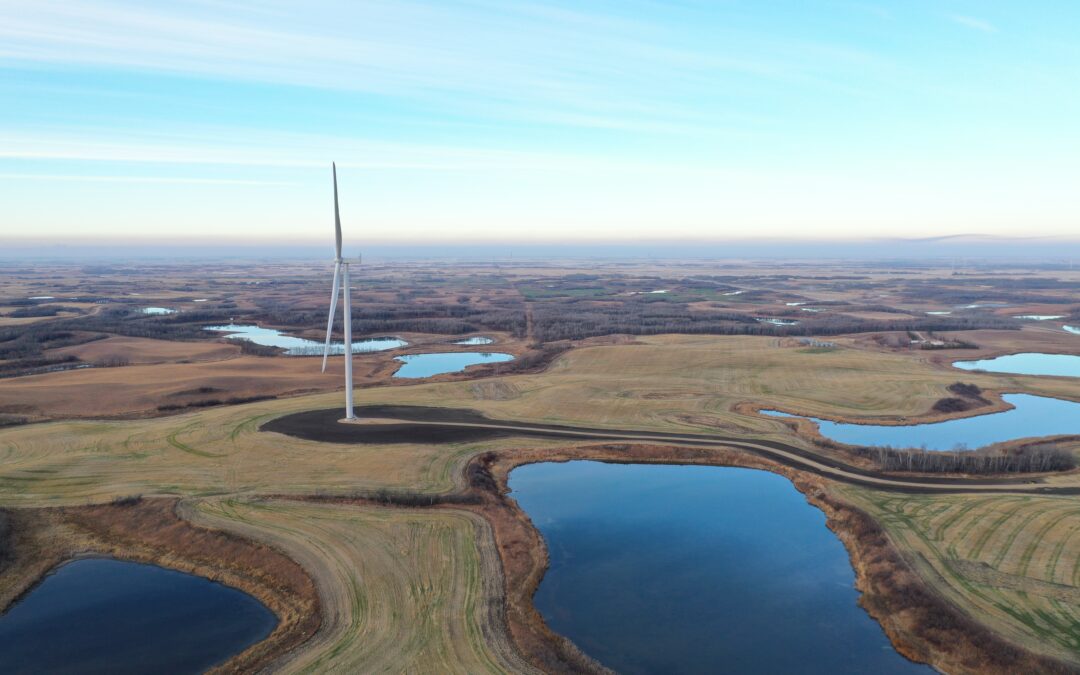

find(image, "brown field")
[840,311,919,321]
[49,335,240,365]
[0,356,351,419]
[1,258,1079,673]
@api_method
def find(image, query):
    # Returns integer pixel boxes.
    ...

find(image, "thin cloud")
[950,15,998,33]
[0,173,290,185]
[0,0,888,133]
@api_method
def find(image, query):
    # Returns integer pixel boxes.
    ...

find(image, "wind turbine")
[321,162,356,420]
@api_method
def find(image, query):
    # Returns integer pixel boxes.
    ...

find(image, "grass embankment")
[0,499,317,674]
[845,489,1080,669]
[190,498,536,673]
[460,444,1078,674]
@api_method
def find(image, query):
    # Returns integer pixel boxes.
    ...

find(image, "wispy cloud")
[0,173,290,185]
[0,0,886,133]
[950,15,998,33]
[0,127,688,174]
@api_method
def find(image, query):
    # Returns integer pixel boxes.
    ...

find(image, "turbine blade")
[333,162,342,260]
[321,261,341,372]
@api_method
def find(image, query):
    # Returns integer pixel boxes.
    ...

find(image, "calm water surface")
[454,336,494,345]
[756,317,799,326]
[510,462,926,674]
[763,393,1080,450]
[0,558,277,674]
[393,351,513,378]
[204,324,406,355]
[141,307,176,315]
[954,352,1080,378]
[1066,326,1080,335]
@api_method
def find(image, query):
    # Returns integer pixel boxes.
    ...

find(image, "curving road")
[262,406,1080,496]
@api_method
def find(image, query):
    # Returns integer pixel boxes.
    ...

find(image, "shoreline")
[3,442,1077,674]
[0,499,320,674]
[466,444,1077,674]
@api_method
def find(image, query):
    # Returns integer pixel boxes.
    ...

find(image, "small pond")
[756,317,799,326]
[392,351,514,378]
[0,558,277,674]
[1066,326,1080,335]
[762,393,1080,450]
[509,462,927,674]
[204,324,407,355]
[953,353,1080,378]
[141,307,176,315]
[1015,315,1065,321]
[453,336,494,345]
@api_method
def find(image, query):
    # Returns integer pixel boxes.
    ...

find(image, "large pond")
[0,558,277,674]
[762,393,1080,450]
[509,462,926,674]
[204,324,406,355]
[392,351,514,378]
[954,352,1080,378]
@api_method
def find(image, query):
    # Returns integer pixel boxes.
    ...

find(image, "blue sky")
[2,1,1079,244]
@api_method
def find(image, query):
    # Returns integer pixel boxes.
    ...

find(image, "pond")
[453,336,495,345]
[756,317,799,326]
[204,324,407,355]
[761,393,1080,450]
[1015,315,1064,321]
[0,558,277,674]
[509,462,926,675]
[141,307,176,315]
[953,353,1080,378]
[392,351,514,378]
[1066,326,1080,335]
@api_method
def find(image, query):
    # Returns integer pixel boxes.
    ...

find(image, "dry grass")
[2,333,1080,670]
[2,334,1078,506]
[190,498,538,674]
[363,333,1080,429]
[0,355,369,419]
[844,488,1080,667]
[49,335,240,365]
[0,332,529,420]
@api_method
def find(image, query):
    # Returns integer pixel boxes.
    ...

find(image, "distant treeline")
[0,306,235,376]
[157,394,277,412]
[528,299,1018,342]
[856,443,1076,474]
[257,300,528,339]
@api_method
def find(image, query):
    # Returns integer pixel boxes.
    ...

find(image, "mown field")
[2,333,1080,670]
[845,488,1080,665]
[3,334,1080,507]
[189,498,537,674]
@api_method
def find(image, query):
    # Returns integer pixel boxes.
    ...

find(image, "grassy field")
[845,488,1080,665]
[363,333,1080,429]
[49,335,240,365]
[2,334,1079,506]
[189,498,537,674]
[2,333,1080,670]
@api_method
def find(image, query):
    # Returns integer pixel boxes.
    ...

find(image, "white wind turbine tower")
[321,162,356,420]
